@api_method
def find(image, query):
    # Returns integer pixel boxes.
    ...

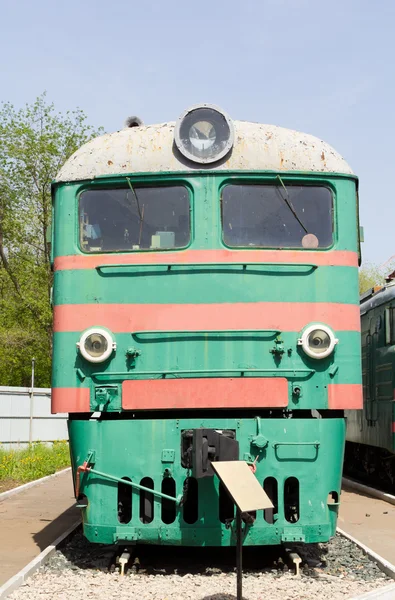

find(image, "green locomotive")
[51,104,362,546]
[346,279,395,489]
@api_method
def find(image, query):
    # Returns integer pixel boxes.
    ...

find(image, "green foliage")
[358,262,395,295]
[0,93,103,386]
[359,262,384,295]
[0,440,70,484]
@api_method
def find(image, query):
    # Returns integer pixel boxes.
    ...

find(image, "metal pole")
[29,358,35,444]
[236,508,242,600]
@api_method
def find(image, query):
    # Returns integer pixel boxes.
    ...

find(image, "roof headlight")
[174,104,234,164]
[297,324,338,359]
[77,328,116,363]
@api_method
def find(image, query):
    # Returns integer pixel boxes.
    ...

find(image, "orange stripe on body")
[54,249,358,271]
[122,377,288,410]
[392,422,395,434]
[327,384,363,409]
[53,302,361,333]
[52,387,90,414]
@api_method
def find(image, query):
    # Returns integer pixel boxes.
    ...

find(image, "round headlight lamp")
[297,324,338,359]
[174,104,234,164]
[77,328,116,363]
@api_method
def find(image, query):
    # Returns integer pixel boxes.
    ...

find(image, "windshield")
[79,186,190,252]
[221,184,333,248]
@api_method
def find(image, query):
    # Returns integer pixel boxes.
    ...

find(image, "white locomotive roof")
[55,120,354,182]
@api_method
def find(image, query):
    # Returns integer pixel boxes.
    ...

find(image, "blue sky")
[1,0,394,265]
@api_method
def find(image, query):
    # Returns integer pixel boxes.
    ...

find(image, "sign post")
[212,461,273,600]
[29,358,35,444]
[236,508,242,598]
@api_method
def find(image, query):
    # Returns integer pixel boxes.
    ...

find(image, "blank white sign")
[212,461,273,512]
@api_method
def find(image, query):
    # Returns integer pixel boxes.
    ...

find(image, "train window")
[221,184,333,248]
[376,316,382,331]
[79,186,190,252]
[385,307,395,344]
[385,309,391,344]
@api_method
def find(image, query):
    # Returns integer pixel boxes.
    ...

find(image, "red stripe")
[392,422,395,434]
[122,378,288,410]
[51,382,365,412]
[54,249,358,271]
[53,302,360,333]
[52,388,90,413]
[327,384,363,409]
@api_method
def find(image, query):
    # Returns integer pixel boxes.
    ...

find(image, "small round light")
[297,324,338,359]
[85,333,108,358]
[77,328,116,363]
[174,104,234,164]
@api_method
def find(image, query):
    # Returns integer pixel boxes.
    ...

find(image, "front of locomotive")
[52,105,362,546]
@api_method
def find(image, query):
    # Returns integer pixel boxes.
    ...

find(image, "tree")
[358,262,391,295]
[0,94,103,386]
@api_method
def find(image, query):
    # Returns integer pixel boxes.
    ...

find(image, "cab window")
[221,184,333,249]
[79,186,190,252]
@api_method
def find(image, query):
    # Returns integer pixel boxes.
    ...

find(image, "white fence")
[0,386,68,449]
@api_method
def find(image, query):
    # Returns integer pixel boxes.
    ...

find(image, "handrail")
[132,329,280,337]
[96,262,318,273]
[272,440,320,459]
[92,368,315,382]
[273,441,320,447]
[82,466,182,505]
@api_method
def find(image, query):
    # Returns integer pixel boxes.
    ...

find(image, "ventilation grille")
[117,476,304,525]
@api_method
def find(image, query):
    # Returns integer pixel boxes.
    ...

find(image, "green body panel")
[53,331,362,411]
[53,170,361,545]
[346,288,395,454]
[69,416,344,545]
[53,265,358,306]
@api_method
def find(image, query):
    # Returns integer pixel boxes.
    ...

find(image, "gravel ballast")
[8,531,391,600]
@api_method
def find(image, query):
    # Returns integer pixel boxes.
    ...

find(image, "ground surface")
[339,483,395,564]
[8,532,391,600]
[0,479,19,493]
[0,470,79,585]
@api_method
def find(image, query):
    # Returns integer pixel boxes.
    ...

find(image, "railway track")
[1,522,395,599]
[342,477,395,507]
[340,478,395,561]
[2,473,395,600]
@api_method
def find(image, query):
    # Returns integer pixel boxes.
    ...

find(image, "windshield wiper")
[126,177,143,221]
[126,177,145,245]
[276,175,309,234]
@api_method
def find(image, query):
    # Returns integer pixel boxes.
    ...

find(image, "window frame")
[77,180,193,254]
[219,179,336,251]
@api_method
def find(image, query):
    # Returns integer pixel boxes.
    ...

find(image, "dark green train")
[345,279,395,490]
[51,104,363,546]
